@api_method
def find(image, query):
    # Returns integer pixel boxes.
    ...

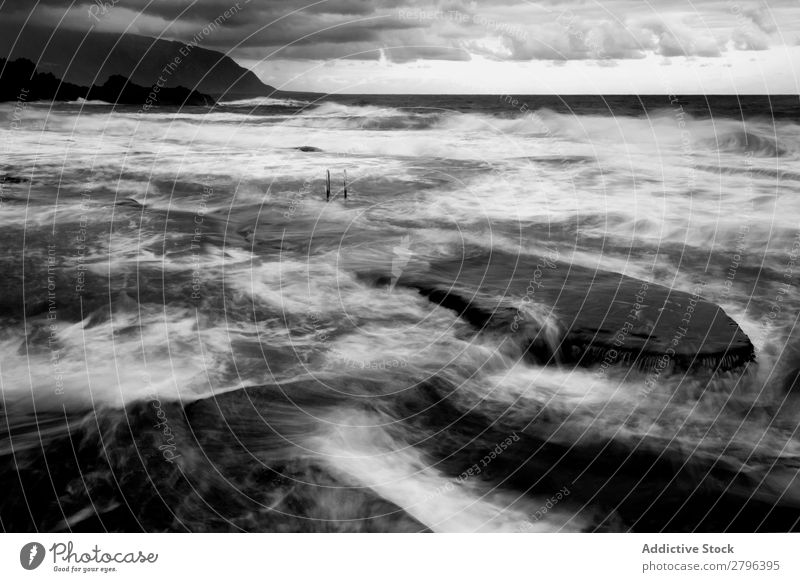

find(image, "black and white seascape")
[2,1,800,534]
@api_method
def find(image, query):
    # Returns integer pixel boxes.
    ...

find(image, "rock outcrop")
[1,58,214,106]
[380,249,754,374]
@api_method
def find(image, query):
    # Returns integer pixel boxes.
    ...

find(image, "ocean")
[1,94,800,532]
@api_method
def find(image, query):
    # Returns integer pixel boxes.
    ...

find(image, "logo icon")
[20,542,45,570]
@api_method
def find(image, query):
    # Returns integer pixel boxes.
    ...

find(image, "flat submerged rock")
[383,249,754,374]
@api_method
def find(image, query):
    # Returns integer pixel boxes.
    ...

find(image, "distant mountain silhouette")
[0,58,85,102]
[0,25,274,99]
[0,58,214,106]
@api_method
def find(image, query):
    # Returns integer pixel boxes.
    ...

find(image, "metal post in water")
[326,169,330,201]
[343,170,348,200]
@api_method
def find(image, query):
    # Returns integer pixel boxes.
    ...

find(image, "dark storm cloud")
[1,0,232,22]
[1,0,796,63]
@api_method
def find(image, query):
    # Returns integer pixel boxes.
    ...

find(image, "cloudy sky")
[4,0,800,93]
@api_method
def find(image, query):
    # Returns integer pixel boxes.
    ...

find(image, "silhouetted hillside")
[0,58,85,102]
[0,25,274,99]
[0,58,214,107]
